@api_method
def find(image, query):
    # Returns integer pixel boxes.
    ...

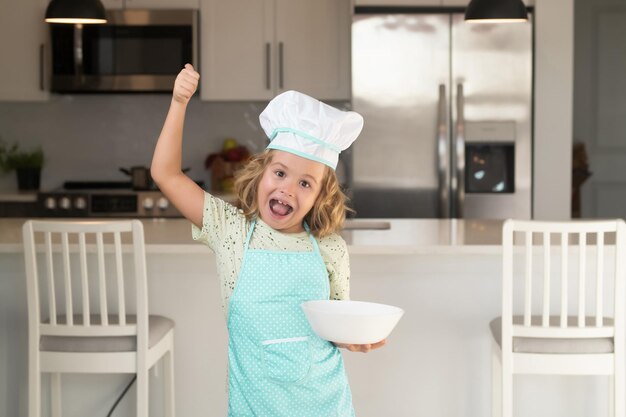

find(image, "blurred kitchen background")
[0,95,275,192]
[0,0,622,220]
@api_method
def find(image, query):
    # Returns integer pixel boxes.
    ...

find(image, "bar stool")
[490,219,625,417]
[23,220,175,417]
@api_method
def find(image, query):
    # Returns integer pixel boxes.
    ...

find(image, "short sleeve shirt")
[192,192,351,317]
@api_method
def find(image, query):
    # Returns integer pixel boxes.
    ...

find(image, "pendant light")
[45,0,107,24]
[464,0,528,23]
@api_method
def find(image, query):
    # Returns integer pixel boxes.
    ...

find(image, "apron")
[227,219,355,417]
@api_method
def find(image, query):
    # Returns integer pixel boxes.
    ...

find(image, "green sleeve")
[191,192,243,250]
[321,234,351,301]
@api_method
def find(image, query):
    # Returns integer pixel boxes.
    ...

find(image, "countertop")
[0,217,505,255]
[0,192,38,202]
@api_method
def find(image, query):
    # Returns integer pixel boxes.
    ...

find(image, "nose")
[280,181,296,197]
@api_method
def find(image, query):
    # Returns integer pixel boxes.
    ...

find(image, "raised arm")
[151,64,205,228]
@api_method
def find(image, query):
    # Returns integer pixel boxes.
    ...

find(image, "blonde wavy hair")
[233,149,352,238]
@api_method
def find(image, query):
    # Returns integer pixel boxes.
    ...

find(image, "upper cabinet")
[0,0,49,101]
[200,0,351,101]
[355,0,465,5]
[355,0,534,6]
[442,0,470,5]
[101,0,199,9]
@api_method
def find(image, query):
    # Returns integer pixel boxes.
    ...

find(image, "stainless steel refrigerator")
[348,10,533,219]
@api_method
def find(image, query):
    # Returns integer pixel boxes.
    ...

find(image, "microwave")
[50,9,198,93]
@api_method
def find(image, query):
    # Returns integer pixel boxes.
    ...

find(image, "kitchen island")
[0,217,505,254]
[0,218,606,417]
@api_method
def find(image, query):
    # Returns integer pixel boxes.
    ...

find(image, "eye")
[274,170,285,178]
[299,180,311,188]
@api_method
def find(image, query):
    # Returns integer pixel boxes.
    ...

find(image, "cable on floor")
[107,375,137,417]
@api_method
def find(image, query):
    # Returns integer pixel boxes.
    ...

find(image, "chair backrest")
[502,219,626,341]
[23,220,149,347]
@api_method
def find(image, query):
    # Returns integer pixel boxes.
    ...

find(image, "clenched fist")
[173,63,200,104]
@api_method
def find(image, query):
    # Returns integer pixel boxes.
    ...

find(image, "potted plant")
[0,140,45,191]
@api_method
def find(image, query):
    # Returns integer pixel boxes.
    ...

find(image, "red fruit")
[237,146,250,160]
[225,149,242,162]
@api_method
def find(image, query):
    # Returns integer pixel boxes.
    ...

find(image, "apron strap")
[244,218,257,251]
[303,222,322,255]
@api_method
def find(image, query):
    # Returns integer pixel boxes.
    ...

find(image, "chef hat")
[259,90,364,170]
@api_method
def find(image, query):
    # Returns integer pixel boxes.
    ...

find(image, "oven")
[36,181,182,218]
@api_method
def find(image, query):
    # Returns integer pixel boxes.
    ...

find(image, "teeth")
[270,198,293,215]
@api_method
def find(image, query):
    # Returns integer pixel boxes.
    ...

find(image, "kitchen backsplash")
[0,95,348,192]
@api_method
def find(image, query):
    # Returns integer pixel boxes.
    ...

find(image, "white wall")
[0,97,270,192]
[533,0,574,219]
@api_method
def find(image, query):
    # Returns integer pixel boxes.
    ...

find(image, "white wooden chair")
[23,220,175,417]
[490,219,625,417]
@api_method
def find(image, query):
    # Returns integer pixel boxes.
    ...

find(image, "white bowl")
[301,300,404,345]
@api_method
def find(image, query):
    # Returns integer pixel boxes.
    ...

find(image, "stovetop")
[31,180,207,218]
[0,181,196,218]
[63,181,135,190]
[59,180,204,192]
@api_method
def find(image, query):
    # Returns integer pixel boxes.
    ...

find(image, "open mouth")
[269,199,293,217]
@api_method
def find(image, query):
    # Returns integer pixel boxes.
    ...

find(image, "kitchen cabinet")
[355,0,469,5]
[355,0,534,6]
[0,0,49,101]
[355,0,454,5]
[101,0,199,9]
[200,0,351,101]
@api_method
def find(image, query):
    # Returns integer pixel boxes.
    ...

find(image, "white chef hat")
[259,90,364,170]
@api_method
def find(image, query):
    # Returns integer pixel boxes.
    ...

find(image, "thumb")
[184,63,194,71]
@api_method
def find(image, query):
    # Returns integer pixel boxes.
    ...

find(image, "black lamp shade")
[465,0,528,23]
[45,0,107,24]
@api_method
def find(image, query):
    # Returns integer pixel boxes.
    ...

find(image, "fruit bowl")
[301,300,404,345]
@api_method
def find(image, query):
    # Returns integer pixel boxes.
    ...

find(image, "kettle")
[119,166,152,190]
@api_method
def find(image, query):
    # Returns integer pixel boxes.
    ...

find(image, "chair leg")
[28,350,40,417]
[502,357,513,417]
[164,345,175,417]
[615,370,625,417]
[491,342,502,417]
[609,375,615,417]
[136,369,149,417]
[50,373,62,417]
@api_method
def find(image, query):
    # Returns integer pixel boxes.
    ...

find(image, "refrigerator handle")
[455,83,466,218]
[437,84,450,218]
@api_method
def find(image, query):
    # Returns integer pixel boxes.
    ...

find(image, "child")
[151,64,385,416]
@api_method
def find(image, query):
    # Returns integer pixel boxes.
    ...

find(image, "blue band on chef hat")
[268,128,342,154]
[266,143,336,169]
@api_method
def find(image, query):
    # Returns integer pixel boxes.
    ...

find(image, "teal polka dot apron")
[227,219,355,416]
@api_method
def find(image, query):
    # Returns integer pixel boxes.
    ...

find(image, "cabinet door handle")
[39,44,45,91]
[265,42,271,90]
[278,42,284,89]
